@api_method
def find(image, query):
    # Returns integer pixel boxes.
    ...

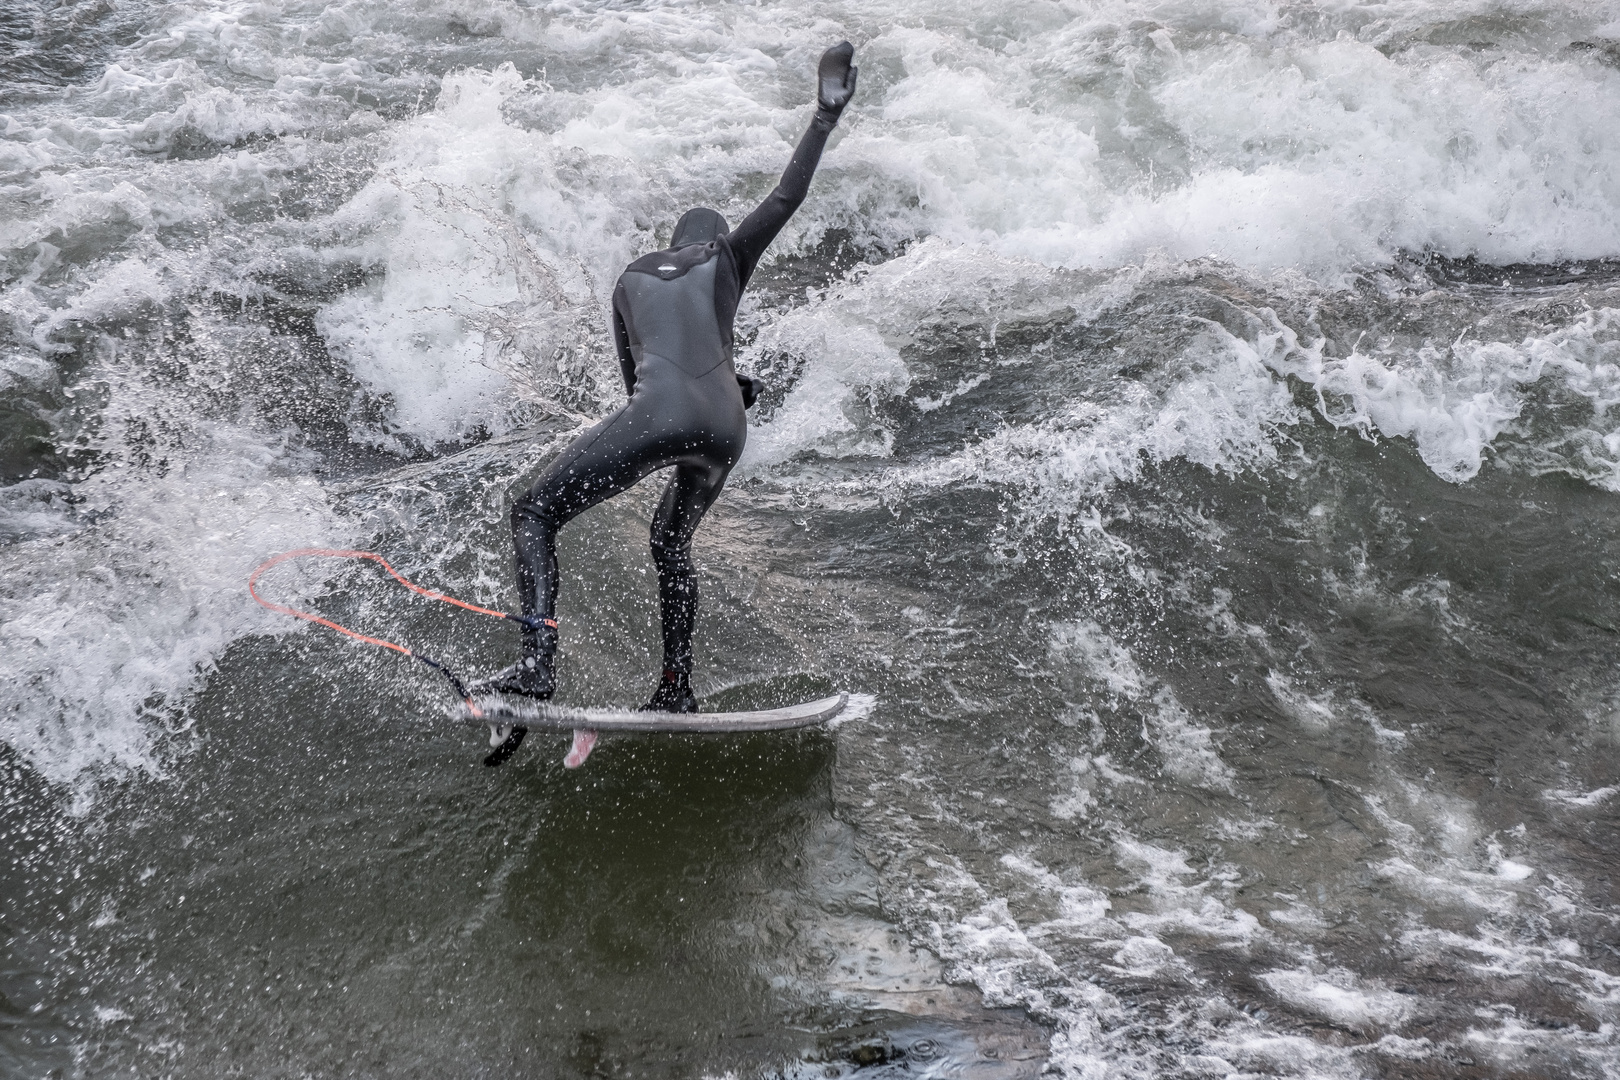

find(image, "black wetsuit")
[505,103,845,685]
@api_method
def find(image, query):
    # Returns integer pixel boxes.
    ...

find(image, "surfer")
[473,42,859,731]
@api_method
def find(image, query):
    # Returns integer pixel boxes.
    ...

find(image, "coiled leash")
[247,548,554,751]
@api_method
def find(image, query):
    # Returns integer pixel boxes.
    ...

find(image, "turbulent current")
[5,1,1620,1076]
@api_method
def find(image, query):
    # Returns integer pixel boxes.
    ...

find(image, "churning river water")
[5,1,1620,1076]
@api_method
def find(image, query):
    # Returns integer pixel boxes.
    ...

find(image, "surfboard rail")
[457,692,848,733]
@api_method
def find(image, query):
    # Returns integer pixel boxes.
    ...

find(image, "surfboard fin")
[482,724,596,769]
[483,725,527,767]
[563,729,597,769]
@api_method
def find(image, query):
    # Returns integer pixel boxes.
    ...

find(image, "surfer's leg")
[516,423,684,605]
[478,407,670,699]
[513,410,656,621]
[645,460,730,711]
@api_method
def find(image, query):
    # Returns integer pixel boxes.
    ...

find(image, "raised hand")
[817,40,858,115]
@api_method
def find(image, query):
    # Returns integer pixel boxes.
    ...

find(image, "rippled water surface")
[5,1,1620,1076]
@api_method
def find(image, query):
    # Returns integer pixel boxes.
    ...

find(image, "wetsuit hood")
[671,207,728,247]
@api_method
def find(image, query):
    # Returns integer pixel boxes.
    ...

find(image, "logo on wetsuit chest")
[632,240,720,281]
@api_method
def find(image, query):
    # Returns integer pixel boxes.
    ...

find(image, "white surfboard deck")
[459,692,848,733]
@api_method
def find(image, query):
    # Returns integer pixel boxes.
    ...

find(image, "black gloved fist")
[817,41,858,116]
[737,374,766,409]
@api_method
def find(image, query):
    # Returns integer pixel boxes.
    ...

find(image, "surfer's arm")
[611,291,636,395]
[727,42,857,289]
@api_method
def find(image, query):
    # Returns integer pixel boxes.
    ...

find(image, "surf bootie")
[471,625,557,699]
[641,669,698,714]
[473,625,557,766]
[472,654,555,698]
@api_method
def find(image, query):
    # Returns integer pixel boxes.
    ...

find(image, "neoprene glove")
[816,41,858,117]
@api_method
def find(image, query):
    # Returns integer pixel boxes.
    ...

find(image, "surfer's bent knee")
[649,535,693,568]
[512,497,563,537]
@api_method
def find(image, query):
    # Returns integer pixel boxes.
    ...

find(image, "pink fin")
[563,728,598,769]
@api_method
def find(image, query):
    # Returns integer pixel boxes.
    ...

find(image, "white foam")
[1370,846,1527,915]
[1112,834,1260,944]
[929,848,1377,1078]
[1200,1030,1364,1080]
[1459,1014,1620,1077]
[930,896,1068,1009]
[1143,688,1237,794]
[1049,619,1149,700]
[1108,935,1179,976]
[314,63,625,447]
[998,854,1113,931]
[1263,306,1620,485]
[0,369,353,785]
[915,857,1122,1076]
[1258,966,1413,1030]
[1048,784,1094,822]
[1400,924,1620,1007]
[875,302,1304,511]
[1097,30,1620,276]
[1265,671,1339,731]
[1544,785,1620,808]
[655,7,1620,283]
[742,240,1091,468]
[758,282,1620,505]
[741,307,908,466]
[886,293,1615,503]
[824,691,877,730]
[0,479,81,545]
[1049,620,1236,792]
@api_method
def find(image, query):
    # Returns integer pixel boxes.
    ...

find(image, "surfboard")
[459,692,848,733]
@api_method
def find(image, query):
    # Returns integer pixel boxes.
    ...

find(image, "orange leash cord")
[247,548,556,716]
